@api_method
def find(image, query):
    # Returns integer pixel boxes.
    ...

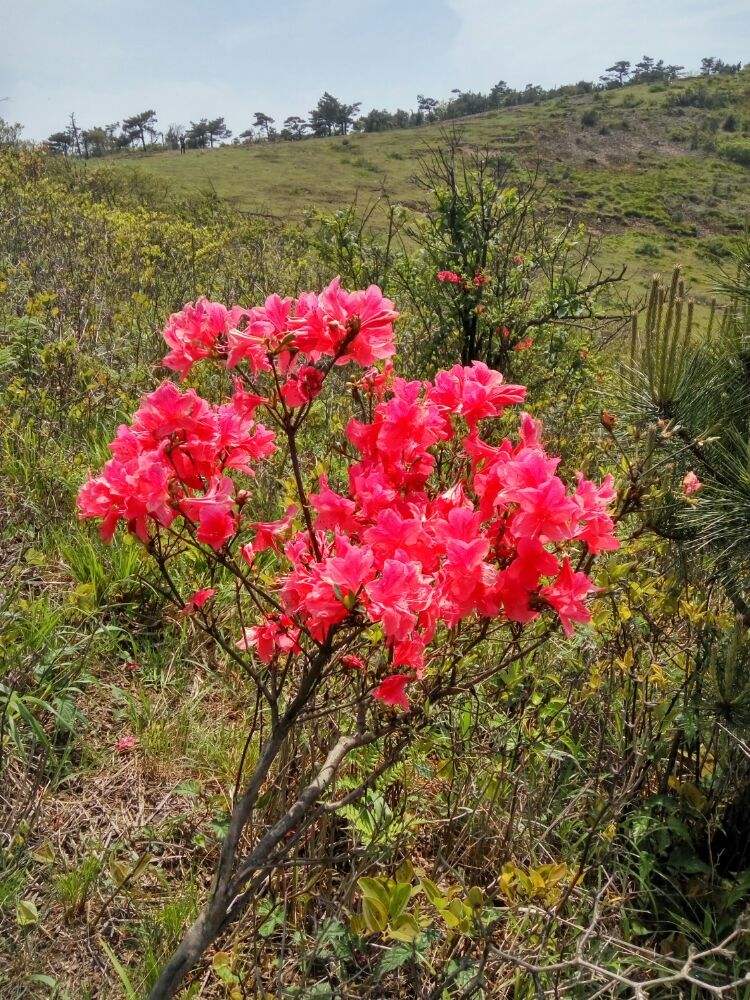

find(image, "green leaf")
[388,882,413,921]
[31,843,55,865]
[258,905,285,938]
[16,899,39,926]
[466,886,484,909]
[394,859,414,884]
[362,896,388,933]
[99,938,138,1000]
[358,876,391,912]
[377,942,415,975]
[174,779,202,798]
[419,878,445,909]
[28,974,59,992]
[388,913,420,943]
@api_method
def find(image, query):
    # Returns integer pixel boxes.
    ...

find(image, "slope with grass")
[102,71,750,301]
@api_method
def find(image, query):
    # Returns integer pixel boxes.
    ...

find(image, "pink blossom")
[180,476,236,549]
[78,450,174,543]
[115,734,137,753]
[436,270,462,284]
[163,298,247,376]
[573,474,619,553]
[252,506,298,552]
[280,366,325,408]
[373,673,411,710]
[321,538,376,597]
[237,614,301,664]
[540,558,597,636]
[365,559,432,641]
[182,587,216,616]
[318,278,398,367]
[506,477,580,542]
[240,543,255,566]
[79,282,615,716]
[310,476,359,533]
[429,362,526,429]
[392,636,427,676]
[682,471,702,496]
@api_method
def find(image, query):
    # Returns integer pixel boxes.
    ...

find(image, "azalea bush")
[312,137,628,386]
[77,278,618,996]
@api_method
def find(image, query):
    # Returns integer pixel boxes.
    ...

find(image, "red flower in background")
[436,270,462,284]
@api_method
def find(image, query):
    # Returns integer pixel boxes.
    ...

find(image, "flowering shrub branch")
[78,278,618,997]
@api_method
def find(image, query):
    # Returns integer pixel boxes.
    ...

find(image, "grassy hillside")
[103,72,750,300]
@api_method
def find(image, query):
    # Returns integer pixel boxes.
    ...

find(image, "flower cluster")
[436,270,489,289]
[163,277,397,381]
[79,279,617,711]
[78,380,276,548]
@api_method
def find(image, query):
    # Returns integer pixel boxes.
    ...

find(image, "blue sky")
[2,0,748,140]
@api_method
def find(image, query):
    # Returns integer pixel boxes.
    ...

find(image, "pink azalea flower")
[180,477,236,549]
[364,558,432,642]
[310,476,359,533]
[321,538,376,597]
[78,450,174,543]
[506,477,580,542]
[373,673,411,710]
[240,542,255,566]
[182,587,216,616]
[319,278,399,367]
[237,614,301,664]
[163,298,247,376]
[251,506,298,552]
[280,365,325,408]
[540,558,597,636]
[428,362,526,429]
[80,282,615,713]
[115,734,137,753]
[573,474,619,554]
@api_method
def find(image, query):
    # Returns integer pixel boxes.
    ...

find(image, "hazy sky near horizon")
[2,0,749,140]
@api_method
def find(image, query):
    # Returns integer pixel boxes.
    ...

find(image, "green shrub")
[635,240,662,258]
[723,113,741,132]
[719,137,750,166]
[666,83,729,110]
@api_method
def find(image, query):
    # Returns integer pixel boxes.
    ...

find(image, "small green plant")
[54,854,102,919]
[581,108,599,127]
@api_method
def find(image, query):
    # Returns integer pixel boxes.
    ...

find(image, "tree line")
[38,54,748,156]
